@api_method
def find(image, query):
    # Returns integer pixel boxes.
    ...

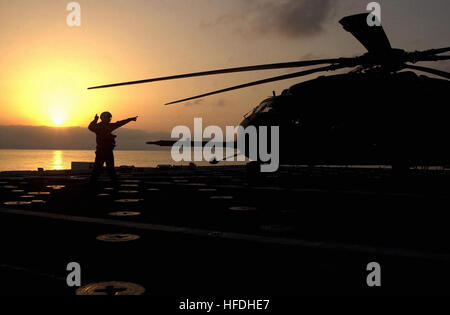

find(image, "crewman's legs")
[104,151,117,184]
[89,151,106,185]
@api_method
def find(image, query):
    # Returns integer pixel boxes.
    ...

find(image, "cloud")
[184,99,205,107]
[203,0,334,39]
[184,98,227,107]
[250,0,334,38]
[216,99,226,107]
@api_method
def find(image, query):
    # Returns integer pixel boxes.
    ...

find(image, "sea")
[0,149,246,172]
[0,150,420,173]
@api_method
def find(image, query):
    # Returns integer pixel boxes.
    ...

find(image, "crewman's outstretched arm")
[111,116,138,131]
[88,114,99,132]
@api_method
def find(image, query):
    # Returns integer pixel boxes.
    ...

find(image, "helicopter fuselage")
[239,71,450,167]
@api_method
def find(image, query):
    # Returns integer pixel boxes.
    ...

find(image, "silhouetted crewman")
[88,112,138,186]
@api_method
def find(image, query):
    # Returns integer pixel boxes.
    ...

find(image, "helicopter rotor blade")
[403,64,450,80]
[405,47,450,63]
[165,64,351,105]
[339,13,392,54]
[87,58,358,90]
[413,55,450,62]
[415,47,450,57]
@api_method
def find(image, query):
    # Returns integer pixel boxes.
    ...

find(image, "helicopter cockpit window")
[253,100,272,114]
[261,106,272,113]
[251,104,265,115]
[245,104,267,118]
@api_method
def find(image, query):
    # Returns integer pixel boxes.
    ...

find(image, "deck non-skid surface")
[1,166,450,295]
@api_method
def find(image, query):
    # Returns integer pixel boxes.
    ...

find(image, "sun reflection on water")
[51,150,64,170]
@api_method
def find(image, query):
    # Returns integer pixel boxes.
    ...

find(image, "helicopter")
[88,13,450,170]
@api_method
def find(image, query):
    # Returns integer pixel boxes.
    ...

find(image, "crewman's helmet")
[100,112,112,122]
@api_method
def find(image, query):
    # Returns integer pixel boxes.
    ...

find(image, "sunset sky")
[0,0,449,133]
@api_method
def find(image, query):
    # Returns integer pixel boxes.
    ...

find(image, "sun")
[51,107,66,126]
[47,93,68,126]
[52,114,64,126]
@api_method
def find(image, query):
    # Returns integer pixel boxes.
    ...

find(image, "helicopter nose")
[240,117,251,129]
